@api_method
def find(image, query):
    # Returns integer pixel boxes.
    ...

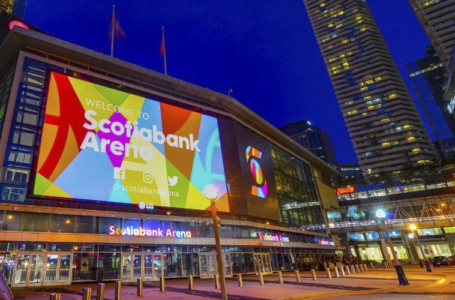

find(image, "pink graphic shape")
[96,112,132,168]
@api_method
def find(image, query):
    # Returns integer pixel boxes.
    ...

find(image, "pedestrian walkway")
[10,266,453,300]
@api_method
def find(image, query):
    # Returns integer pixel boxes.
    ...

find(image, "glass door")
[122,253,163,282]
[199,253,232,278]
[253,253,272,275]
[12,252,72,287]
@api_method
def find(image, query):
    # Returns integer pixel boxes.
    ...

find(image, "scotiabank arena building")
[0,13,342,287]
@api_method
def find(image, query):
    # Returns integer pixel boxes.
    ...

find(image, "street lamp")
[204,184,227,300]
[376,209,409,285]
[409,223,432,272]
[407,233,423,268]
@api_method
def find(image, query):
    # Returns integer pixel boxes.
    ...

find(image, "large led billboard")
[33,72,229,212]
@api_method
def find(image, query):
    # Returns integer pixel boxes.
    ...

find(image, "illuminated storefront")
[0,13,341,286]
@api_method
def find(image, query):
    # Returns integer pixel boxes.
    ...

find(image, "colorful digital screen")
[33,72,229,212]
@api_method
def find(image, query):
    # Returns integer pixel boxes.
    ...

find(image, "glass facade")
[272,145,324,228]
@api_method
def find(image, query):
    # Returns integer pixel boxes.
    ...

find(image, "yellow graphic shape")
[39,174,73,198]
[37,123,58,171]
[185,181,229,212]
[68,77,116,127]
[49,126,79,182]
[46,73,61,117]
[121,138,170,207]
[118,94,145,124]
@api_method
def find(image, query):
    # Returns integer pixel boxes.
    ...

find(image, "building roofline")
[0,27,338,176]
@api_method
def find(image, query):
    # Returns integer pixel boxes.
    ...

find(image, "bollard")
[345,265,350,275]
[214,274,220,289]
[339,266,345,277]
[238,273,243,287]
[188,275,194,291]
[350,265,355,274]
[334,267,340,278]
[137,278,143,297]
[96,283,105,300]
[310,269,317,281]
[277,271,283,284]
[50,294,61,300]
[160,276,165,293]
[83,288,92,300]
[363,264,368,272]
[370,262,374,269]
[359,264,364,272]
[295,269,301,283]
[114,281,121,300]
[259,272,264,286]
[355,264,360,273]
[325,268,332,279]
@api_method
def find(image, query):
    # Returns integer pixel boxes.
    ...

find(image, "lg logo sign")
[246,146,267,198]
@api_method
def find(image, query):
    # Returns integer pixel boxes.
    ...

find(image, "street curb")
[282,272,447,300]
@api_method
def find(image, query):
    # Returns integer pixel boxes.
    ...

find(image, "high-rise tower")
[409,0,455,71]
[303,0,436,177]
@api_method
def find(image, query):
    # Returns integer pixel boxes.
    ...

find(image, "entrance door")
[12,252,73,287]
[121,253,163,282]
[253,253,272,274]
[199,253,232,278]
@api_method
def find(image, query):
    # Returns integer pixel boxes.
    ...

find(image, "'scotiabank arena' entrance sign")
[33,72,229,212]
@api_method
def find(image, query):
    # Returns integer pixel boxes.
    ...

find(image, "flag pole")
[162,26,168,75]
[110,5,115,57]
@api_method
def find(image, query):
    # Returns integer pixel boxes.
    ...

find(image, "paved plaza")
[9,265,455,299]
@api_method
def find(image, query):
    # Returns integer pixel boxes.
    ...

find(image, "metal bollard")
[277,271,283,284]
[259,272,264,286]
[50,294,61,300]
[237,274,243,287]
[310,269,317,281]
[96,283,105,300]
[295,269,301,283]
[83,288,92,300]
[325,268,332,279]
[345,265,350,275]
[214,274,220,289]
[114,281,121,300]
[350,265,355,274]
[339,266,345,277]
[160,276,165,293]
[355,264,360,273]
[137,278,143,297]
[188,275,194,291]
[334,267,340,278]
[370,262,374,269]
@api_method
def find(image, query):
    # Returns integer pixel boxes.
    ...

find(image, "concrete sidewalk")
[10,267,447,300]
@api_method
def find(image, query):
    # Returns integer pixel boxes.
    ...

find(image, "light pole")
[407,233,423,268]
[409,224,432,272]
[204,185,228,300]
[376,209,409,285]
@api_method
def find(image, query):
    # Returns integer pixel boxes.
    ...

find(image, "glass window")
[122,218,141,229]
[143,220,161,231]
[76,216,96,233]
[99,217,121,234]
[20,213,49,232]
[50,215,75,233]
[0,211,21,230]
[99,244,121,252]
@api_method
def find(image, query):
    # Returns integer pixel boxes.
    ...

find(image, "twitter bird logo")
[168,176,178,186]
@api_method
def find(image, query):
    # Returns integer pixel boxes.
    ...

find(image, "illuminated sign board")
[33,72,229,212]
[8,20,29,31]
[335,185,355,195]
[109,225,192,238]
[246,146,267,198]
[258,232,289,243]
[318,240,335,246]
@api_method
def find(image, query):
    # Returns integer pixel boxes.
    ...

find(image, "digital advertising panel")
[33,72,229,212]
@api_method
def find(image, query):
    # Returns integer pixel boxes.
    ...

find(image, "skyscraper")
[303,0,436,178]
[280,120,339,168]
[405,46,455,160]
[408,0,455,71]
[0,0,26,19]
